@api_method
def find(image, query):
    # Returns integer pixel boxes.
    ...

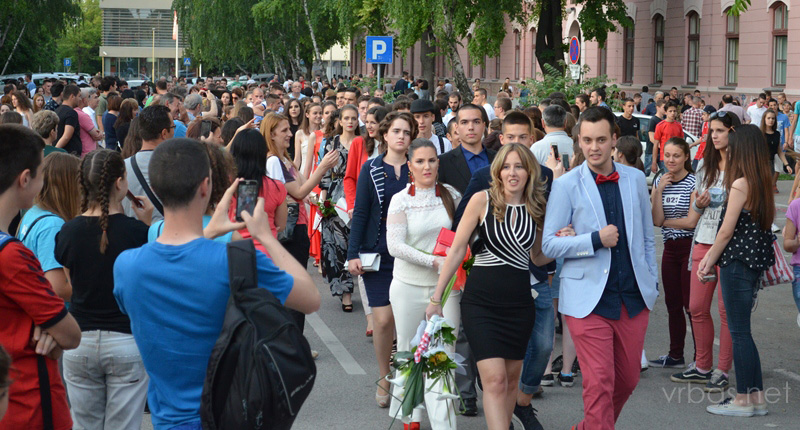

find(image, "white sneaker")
[753,403,769,416]
[640,349,649,371]
[797,313,800,328]
[706,398,755,417]
[772,223,780,233]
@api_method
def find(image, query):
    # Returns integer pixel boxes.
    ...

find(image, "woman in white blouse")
[386,138,461,430]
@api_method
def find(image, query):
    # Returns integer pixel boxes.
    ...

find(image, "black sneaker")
[513,403,544,430]
[704,369,729,392]
[461,397,478,416]
[558,372,574,387]
[572,357,580,374]
[649,354,686,368]
[540,374,554,387]
[551,355,563,374]
[670,367,711,383]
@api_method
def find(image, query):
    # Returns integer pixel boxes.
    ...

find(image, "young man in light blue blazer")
[541,107,659,430]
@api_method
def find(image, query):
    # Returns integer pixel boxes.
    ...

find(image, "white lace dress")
[386,183,461,286]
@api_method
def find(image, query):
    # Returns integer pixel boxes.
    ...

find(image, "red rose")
[324,200,332,208]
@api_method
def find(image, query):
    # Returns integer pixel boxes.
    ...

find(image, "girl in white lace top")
[386,139,461,429]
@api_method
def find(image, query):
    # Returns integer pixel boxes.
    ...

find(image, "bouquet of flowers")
[383,258,474,426]
[317,198,337,218]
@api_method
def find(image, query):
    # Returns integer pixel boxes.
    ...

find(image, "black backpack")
[200,240,316,430]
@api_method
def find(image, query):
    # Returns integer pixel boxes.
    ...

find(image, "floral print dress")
[320,135,355,297]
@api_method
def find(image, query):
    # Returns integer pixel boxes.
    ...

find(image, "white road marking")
[307,312,366,375]
[774,368,800,383]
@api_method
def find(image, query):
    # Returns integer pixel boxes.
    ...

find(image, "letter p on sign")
[365,36,393,64]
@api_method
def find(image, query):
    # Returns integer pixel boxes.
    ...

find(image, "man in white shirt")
[411,99,452,155]
[289,81,306,99]
[531,105,574,166]
[746,93,767,126]
[473,88,496,121]
[442,92,461,126]
[81,88,100,130]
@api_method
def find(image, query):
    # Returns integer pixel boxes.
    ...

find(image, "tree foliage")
[728,0,751,16]
[519,61,621,110]
[57,0,102,74]
[0,0,80,74]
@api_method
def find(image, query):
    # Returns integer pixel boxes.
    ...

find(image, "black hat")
[410,99,435,114]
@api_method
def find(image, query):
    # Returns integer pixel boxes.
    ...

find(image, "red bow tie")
[596,172,619,185]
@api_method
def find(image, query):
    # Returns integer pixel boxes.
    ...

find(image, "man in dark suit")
[438,103,496,194]
[452,111,563,429]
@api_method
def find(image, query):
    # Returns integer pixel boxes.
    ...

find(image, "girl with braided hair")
[54,148,154,429]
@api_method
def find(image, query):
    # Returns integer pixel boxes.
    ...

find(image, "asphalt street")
[144,179,800,430]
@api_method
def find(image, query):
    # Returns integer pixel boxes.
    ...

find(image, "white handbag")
[359,253,381,272]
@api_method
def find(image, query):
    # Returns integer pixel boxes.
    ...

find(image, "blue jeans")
[645,154,653,175]
[519,281,555,394]
[792,266,800,313]
[719,260,763,394]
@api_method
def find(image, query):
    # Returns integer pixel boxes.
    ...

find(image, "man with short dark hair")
[652,101,684,173]
[616,98,640,138]
[543,107,656,430]
[0,124,82,430]
[95,76,117,134]
[681,96,704,137]
[122,105,175,222]
[24,73,35,94]
[443,92,462,125]
[639,86,652,112]
[590,87,609,109]
[114,138,319,430]
[394,71,410,94]
[747,93,768,126]
[44,82,64,112]
[55,85,83,155]
[493,97,512,120]
[575,94,590,113]
[646,99,667,173]
[473,88,496,121]
[42,79,53,102]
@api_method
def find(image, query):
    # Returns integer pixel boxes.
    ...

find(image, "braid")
[97,153,112,254]
[78,153,93,212]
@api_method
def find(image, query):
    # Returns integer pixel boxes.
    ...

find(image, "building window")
[653,14,664,83]
[687,12,699,85]
[466,39,472,79]
[726,12,739,85]
[481,55,487,79]
[410,46,415,77]
[514,31,521,80]
[495,56,501,80]
[597,46,607,76]
[773,2,788,86]
[623,19,634,83]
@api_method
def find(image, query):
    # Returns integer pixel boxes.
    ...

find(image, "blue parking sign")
[63,58,71,68]
[183,57,191,67]
[365,36,393,64]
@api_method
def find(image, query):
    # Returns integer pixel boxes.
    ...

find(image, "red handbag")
[433,228,455,256]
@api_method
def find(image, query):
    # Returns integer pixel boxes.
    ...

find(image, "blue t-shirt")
[113,238,294,429]
[174,120,187,138]
[148,215,233,243]
[777,112,790,145]
[17,206,64,272]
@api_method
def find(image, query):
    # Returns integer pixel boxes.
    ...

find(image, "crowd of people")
[0,70,797,430]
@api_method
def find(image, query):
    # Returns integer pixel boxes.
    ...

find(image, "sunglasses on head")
[709,111,729,120]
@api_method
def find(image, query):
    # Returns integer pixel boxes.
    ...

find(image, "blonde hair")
[260,112,292,163]
[488,143,547,226]
[35,152,81,221]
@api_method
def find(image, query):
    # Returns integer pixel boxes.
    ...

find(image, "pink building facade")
[351,0,799,103]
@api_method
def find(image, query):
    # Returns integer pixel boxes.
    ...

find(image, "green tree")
[0,0,80,74]
[57,0,102,74]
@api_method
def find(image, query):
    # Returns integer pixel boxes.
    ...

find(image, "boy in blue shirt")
[113,138,320,430]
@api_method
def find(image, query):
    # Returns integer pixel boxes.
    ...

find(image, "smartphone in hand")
[552,144,560,161]
[236,180,259,222]
[126,190,143,208]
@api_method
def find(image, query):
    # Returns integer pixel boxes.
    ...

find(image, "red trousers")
[566,305,649,430]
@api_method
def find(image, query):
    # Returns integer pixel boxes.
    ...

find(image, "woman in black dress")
[427,143,551,430]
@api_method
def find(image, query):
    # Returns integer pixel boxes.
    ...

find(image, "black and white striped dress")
[461,191,537,361]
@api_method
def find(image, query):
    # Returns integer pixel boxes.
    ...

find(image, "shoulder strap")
[130,155,164,215]
[227,239,258,296]
[37,352,53,430]
[0,232,15,253]
[21,214,57,242]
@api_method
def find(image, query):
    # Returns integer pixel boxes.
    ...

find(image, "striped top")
[655,172,696,241]
[473,191,537,271]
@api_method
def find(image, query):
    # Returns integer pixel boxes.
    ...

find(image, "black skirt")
[461,264,535,361]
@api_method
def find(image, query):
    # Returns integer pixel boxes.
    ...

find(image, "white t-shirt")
[483,103,497,121]
[694,167,726,245]
[747,105,767,127]
[82,106,98,129]
[266,156,288,183]
[427,134,452,156]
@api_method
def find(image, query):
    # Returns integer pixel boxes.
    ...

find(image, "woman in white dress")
[294,102,322,176]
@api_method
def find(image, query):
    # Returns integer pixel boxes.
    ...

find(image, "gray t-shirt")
[694,166,725,245]
[123,151,164,223]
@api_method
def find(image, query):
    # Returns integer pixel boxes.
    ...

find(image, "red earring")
[435,182,441,197]
[409,171,415,196]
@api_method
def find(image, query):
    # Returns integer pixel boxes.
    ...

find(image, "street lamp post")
[152,28,156,81]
